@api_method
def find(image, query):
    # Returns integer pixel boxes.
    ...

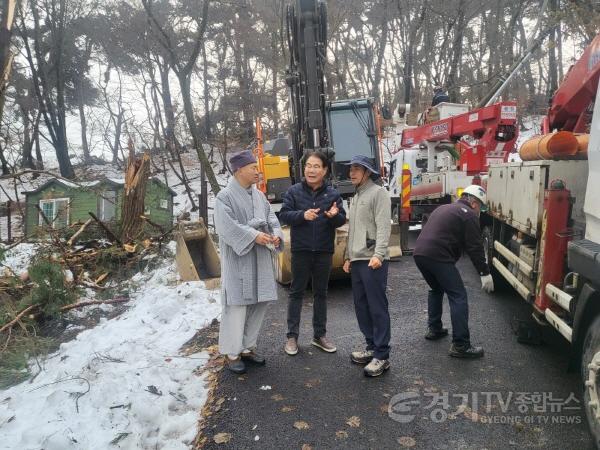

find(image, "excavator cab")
[326,98,383,197]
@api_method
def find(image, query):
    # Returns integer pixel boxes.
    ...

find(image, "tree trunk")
[112,109,123,163]
[141,0,220,226]
[228,29,254,139]
[153,59,198,211]
[371,1,389,101]
[0,142,9,175]
[518,18,536,108]
[404,4,427,104]
[158,60,180,156]
[447,0,466,102]
[547,0,559,97]
[34,116,43,169]
[121,140,150,243]
[78,82,90,163]
[0,0,17,125]
[556,14,564,82]
[53,0,74,178]
[178,72,221,198]
[23,0,75,178]
[21,108,33,169]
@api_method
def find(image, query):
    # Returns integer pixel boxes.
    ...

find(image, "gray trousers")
[219,302,269,357]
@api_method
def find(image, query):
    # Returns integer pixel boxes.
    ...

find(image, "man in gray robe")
[214,149,284,374]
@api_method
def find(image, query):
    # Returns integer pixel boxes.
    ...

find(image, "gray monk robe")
[215,177,284,356]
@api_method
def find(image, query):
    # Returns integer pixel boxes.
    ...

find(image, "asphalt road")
[202,232,594,450]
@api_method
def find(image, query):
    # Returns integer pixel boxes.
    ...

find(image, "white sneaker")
[350,349,374,365]
[364,358,390,377]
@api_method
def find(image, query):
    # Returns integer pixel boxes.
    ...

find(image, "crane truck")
[482,33,600,444]
[387,99,518,223]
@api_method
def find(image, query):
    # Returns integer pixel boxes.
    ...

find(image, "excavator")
[258,0,400,284]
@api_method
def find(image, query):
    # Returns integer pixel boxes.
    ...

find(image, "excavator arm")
[286,0,329,181]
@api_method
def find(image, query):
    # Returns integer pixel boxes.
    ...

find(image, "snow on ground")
[1,243,37,276]
[0,242,222,450]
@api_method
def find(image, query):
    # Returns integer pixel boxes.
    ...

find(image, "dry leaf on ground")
[346,416,360,428]
[336,430,349,439]
[213,432,232,444]
[398,436,416,447]
[294,421,310,430]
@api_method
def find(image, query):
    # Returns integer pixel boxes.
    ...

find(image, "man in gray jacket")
[342,155,392,377]
[215,150,284,374]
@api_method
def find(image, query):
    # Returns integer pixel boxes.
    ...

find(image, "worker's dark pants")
[414,255,470,347]
[351,260,391,360]
[287,251,332,340]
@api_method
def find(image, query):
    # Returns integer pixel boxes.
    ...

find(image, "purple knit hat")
[229,150,257,172]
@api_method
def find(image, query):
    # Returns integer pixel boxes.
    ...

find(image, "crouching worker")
[215,150,284,374]
[343,155,392,377]
[413,184,493,359]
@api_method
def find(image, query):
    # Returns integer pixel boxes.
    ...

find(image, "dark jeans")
[287,251,332,339]
[414,255,470,347]
[351,260,391,360]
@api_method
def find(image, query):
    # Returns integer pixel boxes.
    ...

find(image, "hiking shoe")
[364,358,390,377]
[425,328,449,340]
[226,357,246,374]
[449,343,484,359]
[311,336,337,353]
[351,349,374,365]
[241,351,266,366]
[285,337,298,356]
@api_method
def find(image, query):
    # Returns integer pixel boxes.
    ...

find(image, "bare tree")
[18,0,75,178]
[0,0,18,125]
[142,0,220,224]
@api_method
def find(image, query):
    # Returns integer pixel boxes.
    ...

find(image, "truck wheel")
[582,315,600,447]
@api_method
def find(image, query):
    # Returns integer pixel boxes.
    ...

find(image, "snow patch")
[0,255,222,450]
[1,243,37,276]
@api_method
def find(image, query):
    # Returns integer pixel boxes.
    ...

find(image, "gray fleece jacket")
[344,178,391,262]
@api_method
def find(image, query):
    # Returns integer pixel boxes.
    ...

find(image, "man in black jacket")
[413,185,494,359]
[279,151,346,355]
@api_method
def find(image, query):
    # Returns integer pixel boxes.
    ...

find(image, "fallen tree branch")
[151,224,176,243]
[140,215,165,233]
[67,218,93,246]
[59,298,130,312]
[88,212,122,246]
[3,235,27,251]
[0,304,39,333]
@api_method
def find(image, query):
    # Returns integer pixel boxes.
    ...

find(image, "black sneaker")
[226,357,247,374]
[449,344,484,359]
[241,351,266,366]
[425,328,449,340]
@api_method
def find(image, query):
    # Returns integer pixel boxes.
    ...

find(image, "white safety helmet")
[462,185,487,205]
